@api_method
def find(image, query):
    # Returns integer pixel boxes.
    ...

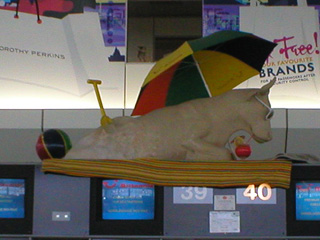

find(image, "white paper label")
[209,211,240,233]
[214,195,235,210]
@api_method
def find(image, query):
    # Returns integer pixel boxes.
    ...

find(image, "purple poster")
[85,3,126,47]
[203,5,240,36]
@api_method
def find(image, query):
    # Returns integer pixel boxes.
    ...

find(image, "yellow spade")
[87,79,112,126]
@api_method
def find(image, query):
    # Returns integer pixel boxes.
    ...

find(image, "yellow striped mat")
[42,158,292,188]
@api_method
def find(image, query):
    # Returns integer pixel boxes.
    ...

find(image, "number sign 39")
[173,187,213,204]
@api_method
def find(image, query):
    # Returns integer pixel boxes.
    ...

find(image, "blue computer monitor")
[296,181,320,221]
[90,178,163,235]
[0,178,25,218]
[287,165,320,236]
[0,165,34,234]
[102,179,155,220]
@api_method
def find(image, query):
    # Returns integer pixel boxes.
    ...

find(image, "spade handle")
[87,79,112,126]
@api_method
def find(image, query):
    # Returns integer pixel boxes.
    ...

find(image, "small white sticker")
[214,195,235,210]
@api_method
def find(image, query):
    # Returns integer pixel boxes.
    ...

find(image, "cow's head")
[239,77,276,143]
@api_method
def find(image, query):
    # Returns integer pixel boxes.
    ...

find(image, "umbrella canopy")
[132,30,277,116]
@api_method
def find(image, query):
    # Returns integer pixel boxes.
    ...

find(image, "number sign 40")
[243,183,272,201]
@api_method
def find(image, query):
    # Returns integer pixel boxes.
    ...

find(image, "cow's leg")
[182,138,233,161]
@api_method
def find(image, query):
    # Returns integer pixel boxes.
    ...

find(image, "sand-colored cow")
[65,78,276,161]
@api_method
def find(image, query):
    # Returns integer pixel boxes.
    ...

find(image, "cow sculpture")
[65,77,276,161]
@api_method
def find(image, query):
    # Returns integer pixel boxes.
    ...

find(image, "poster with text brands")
[240,6,320,106]
[203,1,320,107]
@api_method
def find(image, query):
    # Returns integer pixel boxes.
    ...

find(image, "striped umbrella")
[132,30,277,116]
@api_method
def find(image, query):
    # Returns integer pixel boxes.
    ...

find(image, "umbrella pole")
[192,55,212,97]
[87,79,112,126]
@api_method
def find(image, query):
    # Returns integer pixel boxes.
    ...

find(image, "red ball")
[235,144,251,159]
[36,129,72,160]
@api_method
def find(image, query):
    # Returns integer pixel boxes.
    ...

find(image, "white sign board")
[214,195,236,210]
[240,6,320,108]
[0,10,124,109]
[209,211,240,233]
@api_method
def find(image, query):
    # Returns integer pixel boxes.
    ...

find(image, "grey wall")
[164,187,286,237]
[287,110,320,158]
[33,166,90,236]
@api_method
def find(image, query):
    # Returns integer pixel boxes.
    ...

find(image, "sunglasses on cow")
[254,94,274,120]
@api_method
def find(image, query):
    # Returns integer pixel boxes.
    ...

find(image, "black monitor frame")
[89,177,164,236]
[287,164,320,236]
[0,164,34,234]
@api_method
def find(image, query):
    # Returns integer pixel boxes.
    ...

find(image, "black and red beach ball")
[36,129,72,160]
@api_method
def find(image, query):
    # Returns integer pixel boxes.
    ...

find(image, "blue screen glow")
[0,179,25,218]
[102,180,155,220]
[296,182,320,221]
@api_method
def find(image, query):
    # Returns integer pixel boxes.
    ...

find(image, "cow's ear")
[258,77,276,96]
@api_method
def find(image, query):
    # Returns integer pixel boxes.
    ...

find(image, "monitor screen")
[0,179,25,219]
[102,179,155,220]
[295,181,320,221]
[0,165,34,235]
[287,165,320,236]
[90,178,163,235]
